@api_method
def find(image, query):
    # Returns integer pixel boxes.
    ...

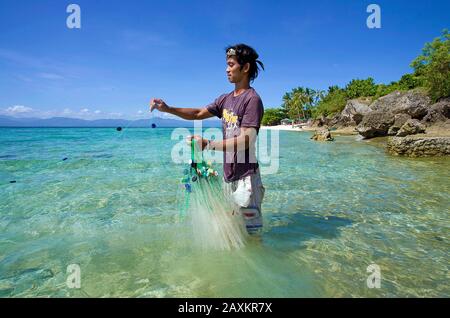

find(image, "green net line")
[177,139,248,250]
[179,139,221,218]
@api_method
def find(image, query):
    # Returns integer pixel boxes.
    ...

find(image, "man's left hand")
[186,135,208,151]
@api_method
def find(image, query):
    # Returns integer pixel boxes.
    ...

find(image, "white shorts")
[223,169,265,235]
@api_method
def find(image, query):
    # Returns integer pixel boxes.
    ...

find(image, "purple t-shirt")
[206,87,264,182]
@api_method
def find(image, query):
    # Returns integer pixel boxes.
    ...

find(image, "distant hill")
[0,115,221,128]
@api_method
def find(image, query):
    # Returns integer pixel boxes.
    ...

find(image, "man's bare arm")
[194,127,256,152]
[167,107,214,120]
[150,98,214,120]
[214,127,257,152]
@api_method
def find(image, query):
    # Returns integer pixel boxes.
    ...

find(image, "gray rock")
[328,113,342,127]
[396,119,426,137]
[421,97,450,126]
[339,99,372,126]
[370,90,431,119]
[311,115,337,128]
[387,136,450,157]
[311,128,334,141]
[311,116,326,127]
[356,111,395,138]
[387,113,412,136]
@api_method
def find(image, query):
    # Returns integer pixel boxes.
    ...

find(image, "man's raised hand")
[150,98,169,113]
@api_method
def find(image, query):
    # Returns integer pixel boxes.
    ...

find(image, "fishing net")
[178,139,248,250]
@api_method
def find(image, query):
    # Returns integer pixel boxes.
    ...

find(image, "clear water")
[0,127,448,297]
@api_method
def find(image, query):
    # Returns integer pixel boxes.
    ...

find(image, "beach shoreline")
[261,125,359,135]
[261,125,303,132]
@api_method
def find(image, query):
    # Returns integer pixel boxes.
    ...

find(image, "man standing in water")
[150,44,265,235]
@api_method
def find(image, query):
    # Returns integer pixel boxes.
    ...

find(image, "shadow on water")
[91,153,113,159]
[0,154,17,160]
[263,213,353,252]
[168,213,355,297]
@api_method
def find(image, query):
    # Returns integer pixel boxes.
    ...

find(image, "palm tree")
[282,92,291,113]
[282,87,324,123]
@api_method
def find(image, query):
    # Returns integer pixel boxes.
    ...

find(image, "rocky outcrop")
[370,90,431,119]
[307,90,449,156]
[327,113,342,128]
[332,91,432,136]
[337,99,372,126]
[387,113,412,135]
[310,116,326,127]
[311,128,334,141]
[387,136,450,157]
[327,99,372,129]
[356,111,395,138]
[421,98,450,126]
[353,91,445,139]
[396,119,426,137]
[311,115,337,128]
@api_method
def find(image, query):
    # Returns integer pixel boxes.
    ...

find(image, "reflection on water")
[0,128,448,297]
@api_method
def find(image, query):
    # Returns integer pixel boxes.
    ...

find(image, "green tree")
[374,83,398,99]
[411,29,450,101]
[397,73,423,90]
[345,77,377,99]
[281,92,292,117]
[282,87,317,121]
[261,108,287,126]
[313,86,347,118]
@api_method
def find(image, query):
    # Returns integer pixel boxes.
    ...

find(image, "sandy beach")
[261,125,304,131]
[261,124,358,135]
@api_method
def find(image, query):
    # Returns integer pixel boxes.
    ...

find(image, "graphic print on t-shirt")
[222,109,239,130]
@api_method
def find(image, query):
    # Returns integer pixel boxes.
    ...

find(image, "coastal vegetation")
[262,30,450,125]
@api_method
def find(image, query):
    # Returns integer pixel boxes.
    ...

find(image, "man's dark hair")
[225,44,264,83]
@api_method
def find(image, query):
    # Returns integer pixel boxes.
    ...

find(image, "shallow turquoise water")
[0,127,448,297]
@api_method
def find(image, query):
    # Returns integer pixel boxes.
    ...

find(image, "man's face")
[226,56,248,83]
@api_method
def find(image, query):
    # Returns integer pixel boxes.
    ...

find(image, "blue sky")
[0,0,448,119]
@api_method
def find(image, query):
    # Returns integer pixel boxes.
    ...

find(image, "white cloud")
[156,112,178,120]
[1,105,154,121]
[6,105,33,114]
[38,72,64,80]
